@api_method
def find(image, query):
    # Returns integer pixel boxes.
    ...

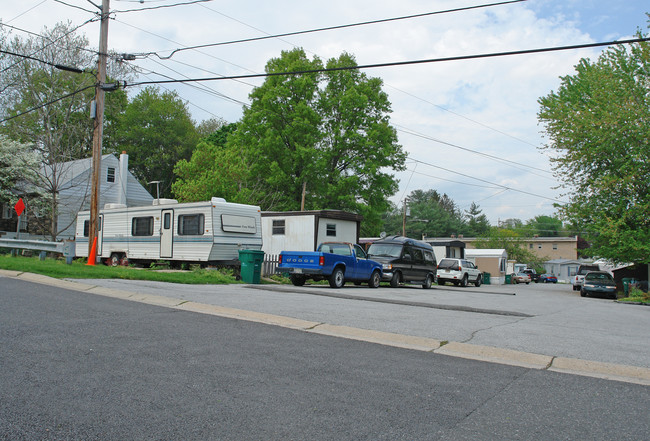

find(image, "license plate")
[445,269,450,273]
[294,268,302,274]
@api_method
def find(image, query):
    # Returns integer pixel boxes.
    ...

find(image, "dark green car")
[580,271,617,299]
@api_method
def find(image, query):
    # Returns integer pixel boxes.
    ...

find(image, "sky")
[2,0,649,225]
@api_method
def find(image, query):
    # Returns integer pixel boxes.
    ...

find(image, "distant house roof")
[466,248,507,258]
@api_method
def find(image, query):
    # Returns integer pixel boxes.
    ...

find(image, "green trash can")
[622,278,635,296]
[505,274,512,284]
[239,249,264,284]
[483,272,491,285]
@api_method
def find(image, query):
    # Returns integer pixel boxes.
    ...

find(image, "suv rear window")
[438,259,459,269]
[578,265,599,275]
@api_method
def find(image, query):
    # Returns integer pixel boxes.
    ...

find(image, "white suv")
[436,258,483,287]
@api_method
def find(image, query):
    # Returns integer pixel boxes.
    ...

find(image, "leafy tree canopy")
[111,86,199,198]
[538,30,650,264]
[221,48,406,234]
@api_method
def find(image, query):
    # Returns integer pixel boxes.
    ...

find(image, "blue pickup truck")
[277,242,383,288]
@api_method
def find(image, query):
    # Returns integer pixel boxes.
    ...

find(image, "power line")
[395,124,554,179]
[0,84,96,124]
[126,37,650,87]
[407,156,567,204]
[112,0,214,13]
[141,0,528,60]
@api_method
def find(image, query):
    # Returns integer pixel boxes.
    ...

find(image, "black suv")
[366,236,437,289]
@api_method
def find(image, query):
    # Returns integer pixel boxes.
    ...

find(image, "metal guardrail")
[0,238,72,255]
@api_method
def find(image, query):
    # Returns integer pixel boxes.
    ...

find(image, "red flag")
[14,198,25,217]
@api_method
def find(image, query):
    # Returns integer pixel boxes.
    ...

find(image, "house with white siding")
[18,152,153,240]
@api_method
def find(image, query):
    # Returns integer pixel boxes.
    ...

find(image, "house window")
[132,216,154,236]
[107,167,115,183]
[529,243,533,249]
[553,243,558,250]
[272,220,285,235]
[326,223,336,237]
[2,205,12,219]
[538,244,542,249]
[178,214,204,235]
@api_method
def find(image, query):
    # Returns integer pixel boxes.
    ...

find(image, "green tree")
[111,87,199,198]
[538,30,650,264]
[226,48,405,234]
[0,136,39,204]
[172,123,255,203]
[0,22,129,239]
[524,215,565,237]
[464,202,491,236]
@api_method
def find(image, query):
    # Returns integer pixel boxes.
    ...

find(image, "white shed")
[465,248,508,284]
[261,210,362,256]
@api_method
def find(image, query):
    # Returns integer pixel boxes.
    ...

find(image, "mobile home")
[76,197,262,266]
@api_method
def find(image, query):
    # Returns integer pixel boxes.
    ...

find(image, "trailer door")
[160,209,173,258]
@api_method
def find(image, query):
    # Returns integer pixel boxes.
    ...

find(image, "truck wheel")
[368,270,381,288]
[329,267,345,288]
[474,275,482,287]
[422,274,433,289]
[290,275,306,286]
[390,272,400,288]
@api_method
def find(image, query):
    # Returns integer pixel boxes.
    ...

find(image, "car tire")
[390,272,400,288]
[460,274,468,287]
[290,275,306,286]
[368,270,381,288]
[422,274,433,289]
[329,267,345,288]
[474,275,482,287]
[580,289,587,297]
[437,279,445,286]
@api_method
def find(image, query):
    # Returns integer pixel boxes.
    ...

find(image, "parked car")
[366,236,437,289]
[436,258,482,287]
[522,268,539,282]
[537,273,558,283]
[572,264,600,291]
[513,272,531,284]
[277,242,382,288]
[580,271,617,299]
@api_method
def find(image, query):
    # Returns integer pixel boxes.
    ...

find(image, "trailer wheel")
[329,267,345,288]
[108,253,122,267]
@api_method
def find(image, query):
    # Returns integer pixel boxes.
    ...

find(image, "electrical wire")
[0,84,96,124]
[407,156,567,204]
[112,0,214,13]
[143,0,528,60]
[126,37,650,87]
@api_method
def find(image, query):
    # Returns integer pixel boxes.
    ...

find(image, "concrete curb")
[3,271,650,386]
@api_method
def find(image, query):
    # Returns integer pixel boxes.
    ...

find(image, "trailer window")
[132,216,154,236]
[83,218,102,237]
[326,223,336,237]
[178,214,204,235]
[272,220,285,235]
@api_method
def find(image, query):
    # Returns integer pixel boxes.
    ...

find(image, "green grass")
[618,287,650,304]
[0,254,241,285]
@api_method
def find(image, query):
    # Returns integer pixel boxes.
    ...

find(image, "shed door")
[160,209,173,258]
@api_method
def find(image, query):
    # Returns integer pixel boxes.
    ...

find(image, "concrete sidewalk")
[2,269,649,386]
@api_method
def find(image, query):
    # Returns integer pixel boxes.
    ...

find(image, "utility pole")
[88,0,110,259]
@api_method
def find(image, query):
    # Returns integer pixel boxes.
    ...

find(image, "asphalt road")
[1,275,649,440]
[65,276,650,369]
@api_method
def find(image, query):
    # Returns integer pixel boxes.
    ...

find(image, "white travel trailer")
[75,197,262,266]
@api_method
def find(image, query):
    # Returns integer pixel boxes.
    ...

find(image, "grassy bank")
[0,254,239,285]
